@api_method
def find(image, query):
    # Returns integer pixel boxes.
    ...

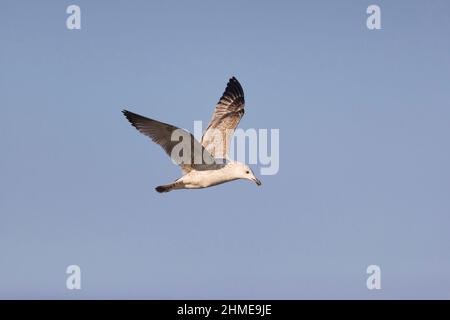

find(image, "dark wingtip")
[220,76,244,103]
[122,109,132,123]
[122,109,132,117]
[122,109,130,120]
[229,76,239,86]
[121,109,142,132]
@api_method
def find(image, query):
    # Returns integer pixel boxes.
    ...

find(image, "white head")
[227,162,262,186]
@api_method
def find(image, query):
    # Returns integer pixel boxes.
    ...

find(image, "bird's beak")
[252,177,262,186]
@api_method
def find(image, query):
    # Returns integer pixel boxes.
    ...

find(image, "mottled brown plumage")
[122,77,261,193]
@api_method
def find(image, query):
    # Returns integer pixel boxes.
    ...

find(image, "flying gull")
[122,77,262,193]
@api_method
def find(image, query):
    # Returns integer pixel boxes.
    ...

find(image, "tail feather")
[155,185,171,193]
[155,182,181,193]
[155,180,184,193]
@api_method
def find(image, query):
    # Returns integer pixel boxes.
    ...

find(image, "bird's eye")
[246,171,250,174]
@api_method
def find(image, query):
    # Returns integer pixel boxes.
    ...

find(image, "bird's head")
[229,162,262,186]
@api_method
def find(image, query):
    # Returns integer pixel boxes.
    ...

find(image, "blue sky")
[1,0,450,299]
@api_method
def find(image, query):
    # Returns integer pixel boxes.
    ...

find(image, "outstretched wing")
[123,110,216,173]
[201,77,245,159]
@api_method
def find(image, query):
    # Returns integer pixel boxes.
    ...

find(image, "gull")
[122,77,261,193]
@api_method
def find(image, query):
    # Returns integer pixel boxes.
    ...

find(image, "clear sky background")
[1,0,450,299]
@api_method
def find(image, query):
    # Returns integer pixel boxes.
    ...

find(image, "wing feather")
[201,77,245,159]
[123,110,216,173]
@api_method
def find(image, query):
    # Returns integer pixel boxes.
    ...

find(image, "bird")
[122,77,262,193]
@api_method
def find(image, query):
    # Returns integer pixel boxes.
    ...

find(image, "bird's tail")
[155,184,172,193]
[155,181,183,193]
